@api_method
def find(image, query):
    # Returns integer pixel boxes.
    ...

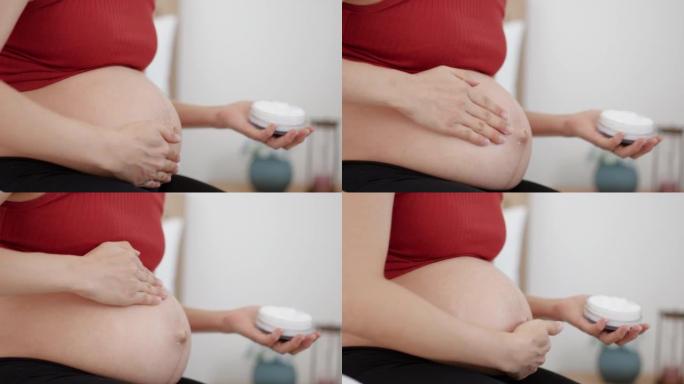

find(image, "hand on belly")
[343,70,533,190]
[0,293,191,384]
[391,257,532,332]
[21,66,182,187]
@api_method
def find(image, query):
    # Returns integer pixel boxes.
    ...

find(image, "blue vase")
[249,153,293,192]
[253,354,296,384]
[595,161,638,192]
[598,345,641,383]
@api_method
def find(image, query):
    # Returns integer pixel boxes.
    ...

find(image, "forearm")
[172,102,221,128]
[526,296,563,321]
[183,307,229,332]
[526,111,573,137]
[343,59,411,109]
[0,247,81,295]
[0,82,107,173]
[345,278,509,370]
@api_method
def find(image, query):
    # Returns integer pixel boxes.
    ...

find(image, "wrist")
[385,71,415,112]
[561,114,579,137]
[62,255,91,295]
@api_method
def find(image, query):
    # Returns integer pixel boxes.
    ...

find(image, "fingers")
[453,124,490,146]
[617,325,643,346]
[545,321,564,336]
[467,89,507,119]
[265,129,298,149]
[592,131,625,152]
[599,325,629,345]
[631,137,661,159]
[132,292,162,306]
[271,334,307,355]
[289,333,320,355]
[461,112,506,145]
[283,127,314,150]
[160,127,182,144]
[613,139,647,158]
[466,102,511,136]
[142,180,161,189]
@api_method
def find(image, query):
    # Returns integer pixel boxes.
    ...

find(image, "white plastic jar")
[598,110,656,144]
[249,101,308,137]
[584,295,642,330]
[256,306,313,340]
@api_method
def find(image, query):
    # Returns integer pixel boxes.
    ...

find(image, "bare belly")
[343,257,532,346]
[0,293,191,384]
[0,66,181,157]
[343,71,532,190]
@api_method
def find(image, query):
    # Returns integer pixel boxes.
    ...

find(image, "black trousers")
[0,358,204,384]
[0,158,222,192]
[343,347,578,384]
[342,161,557,192]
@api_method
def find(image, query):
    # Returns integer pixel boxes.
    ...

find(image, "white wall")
[179,194,341,384]
[526,194,684,374]
[522,0,684,190]
[176,0,341,186]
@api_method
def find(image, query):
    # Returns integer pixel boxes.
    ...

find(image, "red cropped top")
[0,0,157,92]
[385,193,506,279]
[0,193,165,271]
[343,0,507,76]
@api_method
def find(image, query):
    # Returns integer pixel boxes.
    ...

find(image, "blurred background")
[158,193,341,384]
[498,193,684,383]
[151,0,341,192]
[499,0,684,192]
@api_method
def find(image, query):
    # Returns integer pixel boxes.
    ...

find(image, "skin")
[342,0,660,188]
[0,1,312,189]
[342,193,648,380]
[0,192,319,383]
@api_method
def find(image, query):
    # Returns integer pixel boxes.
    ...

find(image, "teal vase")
[253,354,296,384]
[598,345,641,383]
[249,153,293,192]
[595,160,638,192]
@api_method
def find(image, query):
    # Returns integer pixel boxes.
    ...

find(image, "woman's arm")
[172,101,311,150]
[183,306,318,354]
[527,295,648,345]
[0,1,180,187]
[343,59,510,145]
[526,111,660,159]
[343,193,561,379]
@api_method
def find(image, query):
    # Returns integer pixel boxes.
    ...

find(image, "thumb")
[545,321,564,336]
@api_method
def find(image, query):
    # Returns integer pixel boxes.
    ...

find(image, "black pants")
[342,161,557,192]
[343,347,578,384]
[0,158,222,192]
[0,358,204,384]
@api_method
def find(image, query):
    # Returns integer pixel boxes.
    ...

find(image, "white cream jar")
[249,101,307,137]
[598,110,656,145]
[584,295,642,331]
[256,306,313,340]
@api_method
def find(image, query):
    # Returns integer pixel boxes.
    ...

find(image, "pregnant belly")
[20,66,180,132]
[343,71,532,190]
[392,257,532,332]
[0,293,191,384]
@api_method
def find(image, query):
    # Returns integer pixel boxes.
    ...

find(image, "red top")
[343,0,507,76]
[385,193,506,279]
[0,193,165,271]
[0,0,157,92]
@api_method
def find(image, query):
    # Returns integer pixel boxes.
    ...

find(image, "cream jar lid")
[256,306,313,337]
[598,110,655,140]
[249,101,307,130]
[584,295,642,327]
